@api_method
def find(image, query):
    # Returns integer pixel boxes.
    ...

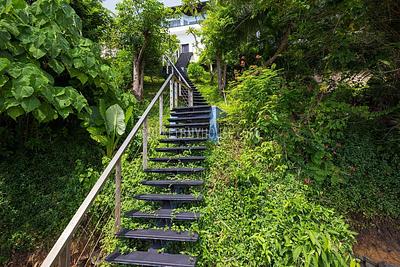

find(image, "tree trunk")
[222,63,227,90]
[132,32,150,101]
[210,63,215,84]
[265,25,292,67]
[216,52,224,93]
[132,54,144,101]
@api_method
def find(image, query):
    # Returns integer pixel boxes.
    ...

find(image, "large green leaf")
[11,85,34,100]
[48,58,65,74]
[0,75,9,87]
[33,102,58,122]
[21,96,41,112]
[29,45,46,59]
[7,106,24,120]
[0,58,10,72]
[105,104,126,136]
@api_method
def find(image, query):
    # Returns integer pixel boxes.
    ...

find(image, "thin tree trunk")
[132,54,143,101]
[210,63,215,84]
[265,25,292,67]
[132,32,149,101]
[216,52,224,93]
[222,63,227,90]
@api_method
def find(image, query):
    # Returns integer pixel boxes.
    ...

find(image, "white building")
[160,0,207,62]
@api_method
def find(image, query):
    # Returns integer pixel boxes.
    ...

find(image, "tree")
[115,0,170,101]
[70,0,113,42]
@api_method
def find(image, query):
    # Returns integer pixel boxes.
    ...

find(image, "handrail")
[40,73,174,267]
[165,55,192,89]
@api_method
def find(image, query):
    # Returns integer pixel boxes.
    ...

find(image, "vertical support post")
[58,241,70,267]
[169,79,174,110]
[174,81,178,108]
[142,117,148,170]
[178,76,182,96]
[115,158,121,233]
[188,87,193,107]
[159,93,163,135]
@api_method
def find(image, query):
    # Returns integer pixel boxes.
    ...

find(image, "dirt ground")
[352,217,400,266]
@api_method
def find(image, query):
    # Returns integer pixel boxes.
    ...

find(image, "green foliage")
[201,0,399,107]
[227,66,400,219]
[87,102,134,157]
[194,135,357,266]
[187,63,207,82]
[69,0,112,42]
[115,0,173,63]
[0,123,102,264]
[0,0,120,123]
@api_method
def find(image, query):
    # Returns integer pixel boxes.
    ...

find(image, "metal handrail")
[40,73,174,267]
[165,55,192,90]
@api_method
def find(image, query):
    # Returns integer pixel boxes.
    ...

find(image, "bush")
[193,135,357,266]
[188,63,207,82]
[226,65,400,218]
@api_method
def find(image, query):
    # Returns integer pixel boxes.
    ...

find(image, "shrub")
[188,63,207,82]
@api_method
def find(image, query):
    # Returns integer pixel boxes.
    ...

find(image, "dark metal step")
[169,116,210,122]
[126,208,200,221]
[144,167,205,174]
[116,228,198,242]
[159,138,208,144]
[106,251,196,267]
[155,146,207,153]
[149,156,205,163]
[170,110,210,116]
[165,123,209,129]
[135,194,203,202]
[141,179,204,187]
[172,105,211,112]
[160,130,209,137]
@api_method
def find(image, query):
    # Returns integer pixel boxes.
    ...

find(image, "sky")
[101,0,186,13]
[102,0,122,14]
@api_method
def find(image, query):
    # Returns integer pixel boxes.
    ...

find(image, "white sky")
[102,0,122,14]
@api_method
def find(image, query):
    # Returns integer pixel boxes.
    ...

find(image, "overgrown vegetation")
[196,134,357,266]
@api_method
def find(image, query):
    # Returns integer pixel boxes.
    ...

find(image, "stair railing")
[41,58,193,267]
[164,55,193,107]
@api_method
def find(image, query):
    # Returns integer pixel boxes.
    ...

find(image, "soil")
[352,216,400,266]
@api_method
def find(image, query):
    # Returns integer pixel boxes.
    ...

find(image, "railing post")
[188,87,193,107]
[170,79,174,110]
[178,76,182,96]
[58,241,70,267]
[174,81,178,108]
[159,93,163,135]
[142,117,148,169]
[114,158,121,233]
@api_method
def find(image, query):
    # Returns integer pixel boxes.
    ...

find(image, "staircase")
[106,54,210,266]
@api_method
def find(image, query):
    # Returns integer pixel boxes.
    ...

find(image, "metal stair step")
[149,156,206,163]
[126,208,200,220]
[160,131,209,137]
[159,138,208,144]
[168,116,210,122]
[155,146,207,153]
[141,179,204,187]
[134,194,203,202]
[172,105,211,112]
[165,123,209,129]
[144,167,205,174]
[170,110,210,116]
[116,228,198,242]
[106,251,196,267]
